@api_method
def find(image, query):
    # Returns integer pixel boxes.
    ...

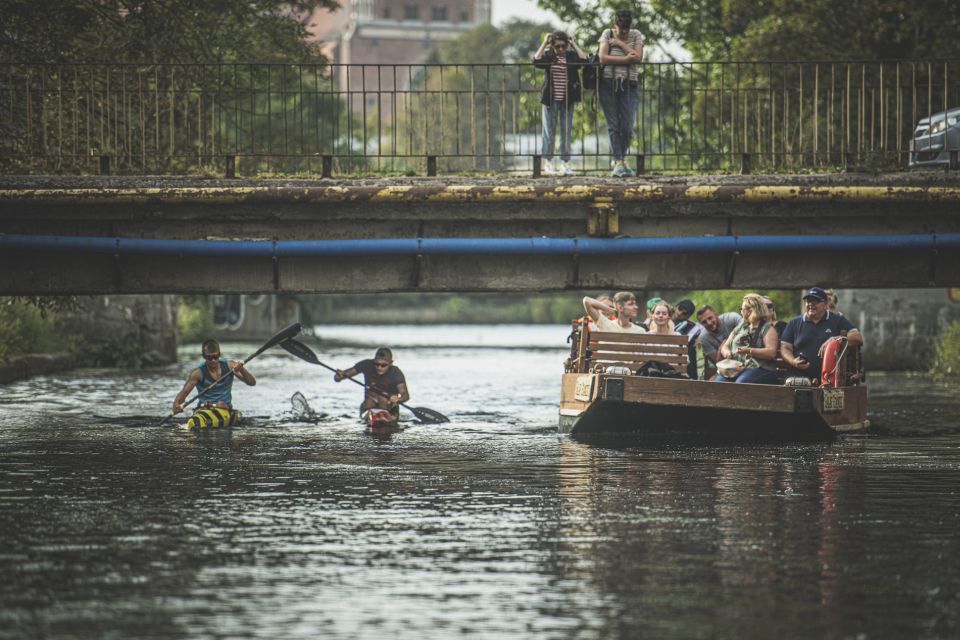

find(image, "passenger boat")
[559,321,869,440]
[183,406,242,429]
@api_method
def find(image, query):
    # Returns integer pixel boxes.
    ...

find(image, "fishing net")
[288,391,322,423]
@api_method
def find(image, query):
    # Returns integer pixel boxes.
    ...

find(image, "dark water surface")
[1,325,959,639]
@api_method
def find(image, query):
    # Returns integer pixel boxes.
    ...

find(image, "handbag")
[716,358,746,378]
[581,53,601,90]
[580,30,610,91]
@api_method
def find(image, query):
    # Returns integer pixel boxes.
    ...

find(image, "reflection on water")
[1,327,959,639]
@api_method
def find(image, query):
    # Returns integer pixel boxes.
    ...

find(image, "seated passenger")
[582,291,646,333]
[696,305,741,379]
[713,293,780,384]
[647,300,678,335]
[586,293,614,332]
[761,295,787,337]
[780,287,862,383]
[672,299,700,379]
[639,296,663,330]
[824,288,844,316]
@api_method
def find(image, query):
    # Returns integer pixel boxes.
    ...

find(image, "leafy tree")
[0,0,337,64]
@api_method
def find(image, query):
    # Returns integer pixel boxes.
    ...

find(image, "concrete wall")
[65,295,178,363]
[842,288,960,370]
[211,294,301,341]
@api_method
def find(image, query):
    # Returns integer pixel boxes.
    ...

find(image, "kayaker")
[334,347,410,419]
[172,339,256,414]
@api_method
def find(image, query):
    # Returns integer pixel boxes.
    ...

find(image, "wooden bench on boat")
[566,325,689,377]
[560,319,868,440]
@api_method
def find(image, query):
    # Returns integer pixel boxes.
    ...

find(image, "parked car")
[909,107,960,167]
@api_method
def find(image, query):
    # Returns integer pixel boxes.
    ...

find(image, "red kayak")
[362,408,401,431]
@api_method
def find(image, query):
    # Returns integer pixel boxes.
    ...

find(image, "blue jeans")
[713,368,782,384]
[541,100,575,161]
[598,77,639,161]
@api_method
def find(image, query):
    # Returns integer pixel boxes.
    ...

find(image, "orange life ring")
[820,337,846,388]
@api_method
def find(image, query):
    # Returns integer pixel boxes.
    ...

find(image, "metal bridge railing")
[1,61,957,176]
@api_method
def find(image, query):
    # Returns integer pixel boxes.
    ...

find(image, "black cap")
[803,287,827,301]
[676,299,695,316]
[616,9,633,20]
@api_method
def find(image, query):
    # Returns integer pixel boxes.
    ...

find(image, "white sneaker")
[542,159,556,175]
[560,161,574,176]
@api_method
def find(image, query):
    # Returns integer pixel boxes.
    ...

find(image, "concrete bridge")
[2,173,960,294]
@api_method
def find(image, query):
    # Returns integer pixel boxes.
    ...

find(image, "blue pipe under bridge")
[3,233,959,257]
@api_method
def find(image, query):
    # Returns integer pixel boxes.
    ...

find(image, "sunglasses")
[203,353,220,360]
[766,303,775,310]
[374,361,391,369]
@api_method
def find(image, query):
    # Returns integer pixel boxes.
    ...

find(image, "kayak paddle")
[159,322,303,426]
[279,337,449,424]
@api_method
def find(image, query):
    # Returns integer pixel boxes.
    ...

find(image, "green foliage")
[931,320,960,378]
[683,289,802,319]
[298,293,588,324]
[178,296,214,343]
[0,0,337,64]
[0,297,73,361]
[78,332,167,369]
[537,0,960,61]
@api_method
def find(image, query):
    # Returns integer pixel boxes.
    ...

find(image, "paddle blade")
[409,406,449,424]
[280,338,321,365]
[248,322,303,360]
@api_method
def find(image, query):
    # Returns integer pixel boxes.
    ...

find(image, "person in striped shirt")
[598,9,644,177]
[533,31,589,176]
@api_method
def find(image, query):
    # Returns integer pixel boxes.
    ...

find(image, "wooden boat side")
[559,373,868,438]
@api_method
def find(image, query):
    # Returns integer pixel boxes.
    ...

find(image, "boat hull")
[559,373,868,441]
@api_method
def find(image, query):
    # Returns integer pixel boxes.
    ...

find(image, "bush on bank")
[0,298,70,361]
[178,296,214,342]
[931,320,960,378]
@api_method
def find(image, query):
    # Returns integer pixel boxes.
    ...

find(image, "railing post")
[635,154,645,175]
[533,155,542,178]
[322,155,333,179]
[99,155,111,176]
[224,155,236,179]
[740,153,751,175]
[426,156,437,177]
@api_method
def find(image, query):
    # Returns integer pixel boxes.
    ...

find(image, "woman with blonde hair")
[714,293,780,384]
[646,300,677,335]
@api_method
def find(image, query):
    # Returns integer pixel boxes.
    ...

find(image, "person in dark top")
[533,31,589,176]
[334,346,410,417]
[780,287,863,383]
[761,295,788,337]
[172,339,256,414]
[672,299,700,379]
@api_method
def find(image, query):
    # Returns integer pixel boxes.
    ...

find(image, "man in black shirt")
[334,346,410,417]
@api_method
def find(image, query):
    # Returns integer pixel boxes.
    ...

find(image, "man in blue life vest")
[780,287,863,383]
[172,339,256,414]
[334,346,409,418]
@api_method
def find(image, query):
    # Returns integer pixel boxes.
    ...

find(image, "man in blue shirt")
[780,287,863,383]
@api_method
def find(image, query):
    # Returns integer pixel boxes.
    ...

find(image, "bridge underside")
[2,175,960,293]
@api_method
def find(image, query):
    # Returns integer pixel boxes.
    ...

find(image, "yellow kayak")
[183,407,242,429]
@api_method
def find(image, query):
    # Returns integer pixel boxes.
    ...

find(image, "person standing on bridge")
[533,31,589,176]
[583,291,646,333]
[334,347,410,420]
[780,287,862,384]
[598,9,644,177]
[172,339,256,414]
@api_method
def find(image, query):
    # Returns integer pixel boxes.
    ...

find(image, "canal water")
[1,325,958,639]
